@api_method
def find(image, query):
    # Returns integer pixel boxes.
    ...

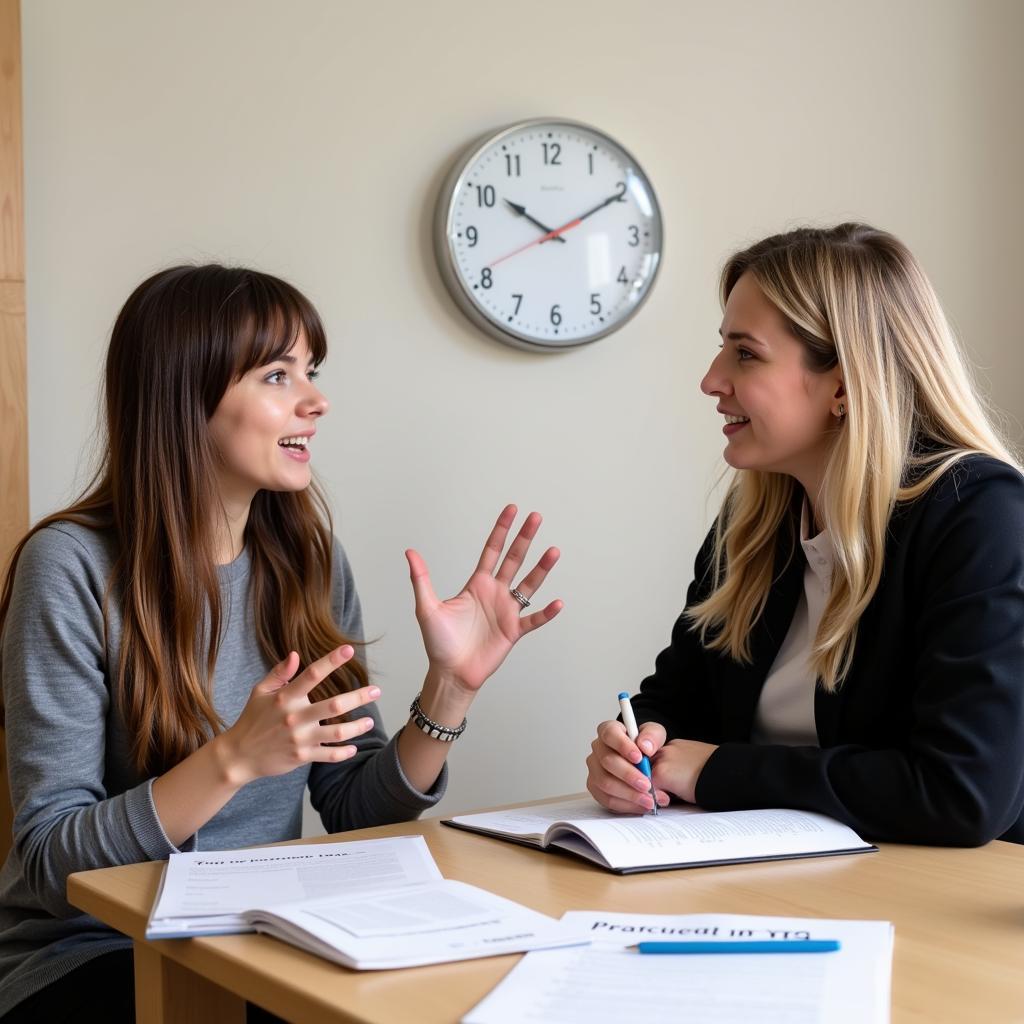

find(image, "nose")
[298,381,329,419]
[700,349,731,398]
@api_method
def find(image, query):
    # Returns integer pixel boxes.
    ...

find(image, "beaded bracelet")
[408,692,468,743]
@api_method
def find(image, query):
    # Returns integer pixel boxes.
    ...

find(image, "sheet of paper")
[249,879,589,969]
[464,912,893,1024]
[147,835,442,938]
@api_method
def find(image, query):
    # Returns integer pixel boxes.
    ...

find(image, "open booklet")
[444,797,876,874]
[146,835,584,969]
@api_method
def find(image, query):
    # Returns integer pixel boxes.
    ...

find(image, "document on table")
[147,835,443,938]
[247,878,588,970]
[147,835,587,968]
[464,912,894,1024]
[445,796,874,873]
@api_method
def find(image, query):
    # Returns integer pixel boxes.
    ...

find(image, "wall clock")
[434,118,663,352]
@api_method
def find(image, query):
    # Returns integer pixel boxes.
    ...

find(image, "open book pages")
[146,835,585,969]
[244,878,586,970]
[445,797,875,873]
[464,912,894,1024]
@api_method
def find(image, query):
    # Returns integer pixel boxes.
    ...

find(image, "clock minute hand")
[566,188,625,226]
[503,200,567,243]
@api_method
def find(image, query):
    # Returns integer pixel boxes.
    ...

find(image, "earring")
[835,403,846,419]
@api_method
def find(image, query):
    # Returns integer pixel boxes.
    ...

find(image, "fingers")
[597,719,641,763]
[636,722,668,758]
[585,740,662,812]
[495,511,542,584]
[304,682,381,725]
[311,713,377,747]
[589,723,655,796]
[405,549,439,612]
[258,652,300,693]
[290,645,355,699]
[509,546,560,603]
[475,504,518,574]
[518,598,564,635]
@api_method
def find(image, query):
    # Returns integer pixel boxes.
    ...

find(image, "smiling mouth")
[724,415,750,425]
[278,435,309,450]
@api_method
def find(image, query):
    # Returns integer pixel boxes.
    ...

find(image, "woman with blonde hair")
[586,223,1024,845]
[0,265,562,1021]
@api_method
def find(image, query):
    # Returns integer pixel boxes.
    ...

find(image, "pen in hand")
[618,692,658,816]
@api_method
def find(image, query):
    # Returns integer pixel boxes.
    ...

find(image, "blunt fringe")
[687,223,1020,690]
[0,265,366,775]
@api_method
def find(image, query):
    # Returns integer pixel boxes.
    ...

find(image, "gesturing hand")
[220,645,381,786]
[405,504,563,694]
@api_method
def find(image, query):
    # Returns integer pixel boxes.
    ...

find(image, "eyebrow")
[271,354,317,366]
[718,328,768,348]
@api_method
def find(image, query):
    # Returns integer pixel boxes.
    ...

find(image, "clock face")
[435,119,663,351]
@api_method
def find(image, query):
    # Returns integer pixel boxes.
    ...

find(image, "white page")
[451,798,640,839]
[452,798,871,870]
[465,912,893,1024]
[147,836,442,938]
[248,879,589,969]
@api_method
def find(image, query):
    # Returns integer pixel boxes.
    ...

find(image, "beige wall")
[22,0,1024,827]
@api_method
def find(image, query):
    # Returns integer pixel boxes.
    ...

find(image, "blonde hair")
[688,223,1019,690]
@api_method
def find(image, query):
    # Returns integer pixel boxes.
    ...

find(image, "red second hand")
[487,218,583,269]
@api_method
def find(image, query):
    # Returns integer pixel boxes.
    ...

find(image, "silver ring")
[509,587,531,609]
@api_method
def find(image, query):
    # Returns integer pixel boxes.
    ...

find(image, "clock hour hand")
[504,200,567,243]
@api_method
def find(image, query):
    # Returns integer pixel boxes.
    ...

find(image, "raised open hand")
[405,504,562,694]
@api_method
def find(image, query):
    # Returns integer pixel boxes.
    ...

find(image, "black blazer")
[632,455,1024,845]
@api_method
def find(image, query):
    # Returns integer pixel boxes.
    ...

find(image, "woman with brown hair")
[586,223,1024,845]
[0,265,562,1021]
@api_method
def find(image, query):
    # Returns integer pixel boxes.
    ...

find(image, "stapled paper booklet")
[444,797,876,874]
[146,835,584,969]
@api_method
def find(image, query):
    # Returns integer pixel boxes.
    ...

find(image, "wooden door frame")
[1,0,27,859]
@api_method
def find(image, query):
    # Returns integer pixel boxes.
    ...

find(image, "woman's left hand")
[405,504,563,694]
[651,739,719,804]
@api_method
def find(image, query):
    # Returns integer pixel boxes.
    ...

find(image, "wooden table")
[67,799,1024,1024]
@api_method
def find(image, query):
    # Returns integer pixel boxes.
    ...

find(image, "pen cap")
[617,693,640,741]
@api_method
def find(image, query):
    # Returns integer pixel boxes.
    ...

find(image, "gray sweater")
[0,522,445,1015]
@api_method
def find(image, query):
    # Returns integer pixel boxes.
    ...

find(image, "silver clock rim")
[433,116,664,353]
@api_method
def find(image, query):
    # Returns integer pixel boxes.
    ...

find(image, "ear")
[830,376,847,419]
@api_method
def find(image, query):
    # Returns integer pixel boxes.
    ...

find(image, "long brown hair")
[687,224,1018,689]
[0,265,366,775]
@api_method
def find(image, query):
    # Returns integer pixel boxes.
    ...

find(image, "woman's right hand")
[217,646,381,786]
[586,720,670,813]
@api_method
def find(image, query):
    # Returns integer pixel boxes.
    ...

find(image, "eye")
[264,369,287,384]
[307,367,321,382]
[736,347,755,361]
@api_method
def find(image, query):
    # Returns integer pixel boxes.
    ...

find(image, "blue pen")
[634,940,841,955]
[618,692,657,815]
